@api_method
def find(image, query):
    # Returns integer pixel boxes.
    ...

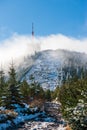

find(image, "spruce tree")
[0,68,6,106]
[8,61,17,86]
[45,89,51,101]
[20,80,30,103]
[0,69,5,89]
[5,62,23,109]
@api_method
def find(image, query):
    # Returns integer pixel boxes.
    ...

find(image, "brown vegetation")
[29,98,45,109]
[65,125,72,130]
[0,110,18,117]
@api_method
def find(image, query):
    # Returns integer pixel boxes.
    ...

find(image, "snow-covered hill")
[19,49,87,90]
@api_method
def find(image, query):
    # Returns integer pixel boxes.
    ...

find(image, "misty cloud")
[0,33,87,68]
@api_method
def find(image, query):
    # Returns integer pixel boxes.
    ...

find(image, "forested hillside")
[0,50,87,130]
[19,49,87,90]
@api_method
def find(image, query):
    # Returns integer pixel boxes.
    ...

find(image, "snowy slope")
[20,49,87,90]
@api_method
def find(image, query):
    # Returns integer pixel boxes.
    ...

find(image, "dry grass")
[29,98,45,108]
[0,110,18,117]
[65,125,72,130]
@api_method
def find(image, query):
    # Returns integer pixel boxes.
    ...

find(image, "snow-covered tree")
[58,77,87,130]
[65,99,87,130]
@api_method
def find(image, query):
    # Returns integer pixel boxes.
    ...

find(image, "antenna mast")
[32,22,34,37]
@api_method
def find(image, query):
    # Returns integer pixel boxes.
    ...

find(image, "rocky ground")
[0,102,67,130]
[13,112,66,130]
[16,121,65,130]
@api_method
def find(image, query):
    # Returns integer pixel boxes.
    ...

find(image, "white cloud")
[0,33,87,69]
[40,34,87,52]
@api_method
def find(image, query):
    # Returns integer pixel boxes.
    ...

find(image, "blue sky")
[0,0,87,40]
[1,0,87,66]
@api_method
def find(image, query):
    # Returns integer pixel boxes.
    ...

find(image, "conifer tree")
[45,89,51,101]
[20,80,30,103]
[0,66,5,89]
[0,67,6,106]
[8,61,17,86]
[4,62,23,109]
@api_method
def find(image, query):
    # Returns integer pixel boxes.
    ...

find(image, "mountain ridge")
[18,49,87,90]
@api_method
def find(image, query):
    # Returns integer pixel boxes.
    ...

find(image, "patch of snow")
[0,106,5,110]
[20,50,87,90]
[0,120,11,130]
